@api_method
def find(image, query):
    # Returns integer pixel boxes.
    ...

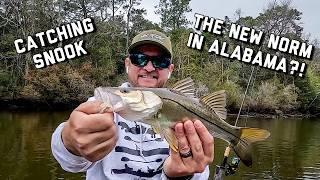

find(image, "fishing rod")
[214,66,256,179]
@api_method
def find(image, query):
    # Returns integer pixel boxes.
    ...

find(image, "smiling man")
[125,30,174,88]
[51,30,214,180]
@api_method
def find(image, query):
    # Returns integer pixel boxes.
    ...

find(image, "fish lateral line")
[159,97,238,139]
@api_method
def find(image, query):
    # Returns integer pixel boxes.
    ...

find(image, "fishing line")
[244,67,259,127]
[234,66,256,127]
[235,45,261,127]
[215,65,256,180]
[307,91,320,109]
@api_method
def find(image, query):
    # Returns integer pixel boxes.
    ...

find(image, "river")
[0,111,319,179]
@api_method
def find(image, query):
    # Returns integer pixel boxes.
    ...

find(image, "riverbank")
[0,98,81,111]
[1,98,319,118]
[228,113,318,119]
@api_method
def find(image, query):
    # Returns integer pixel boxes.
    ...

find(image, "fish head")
[94,87,163,121]
[94,87,126,111]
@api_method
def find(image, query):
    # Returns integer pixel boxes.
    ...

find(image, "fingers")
[99,102,114,113]
[167,123,185,165]
[69,111,114,133]
[69,101,115,133]
[75,101,105,115]
[184,120,204,163]
[75,125,117,149]
[175,122,192,156]
[64,111,117,161]
[79,133,118,162]
[62,101,118,161]
[84,113,115,132]
[164,119,213,177]
[194,120,214,161]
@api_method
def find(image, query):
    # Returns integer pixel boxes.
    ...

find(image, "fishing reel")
[215,147,241,179]
[225,157,240,176]
[215,156,241,178]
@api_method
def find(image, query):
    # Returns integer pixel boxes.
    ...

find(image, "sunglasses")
[129,53,171,69]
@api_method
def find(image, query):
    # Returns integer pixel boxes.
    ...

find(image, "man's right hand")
[61,101,117,162]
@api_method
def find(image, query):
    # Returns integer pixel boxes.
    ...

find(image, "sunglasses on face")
[129,53,171,69]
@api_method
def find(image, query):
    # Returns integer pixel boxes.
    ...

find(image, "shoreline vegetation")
[1,97,319,118]
[1,1,319,116]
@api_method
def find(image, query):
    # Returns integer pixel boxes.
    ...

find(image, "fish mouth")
[104,90,127,111]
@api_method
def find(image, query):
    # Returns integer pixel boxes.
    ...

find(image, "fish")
[94,77,270,167]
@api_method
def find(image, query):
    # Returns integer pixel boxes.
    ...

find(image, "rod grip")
[224,146,231,157]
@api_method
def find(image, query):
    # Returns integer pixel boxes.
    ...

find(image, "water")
[0,111,319,180]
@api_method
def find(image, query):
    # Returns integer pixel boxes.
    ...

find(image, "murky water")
[0,111,319,179]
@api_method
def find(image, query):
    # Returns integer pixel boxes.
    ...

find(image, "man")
[51,30,214,180]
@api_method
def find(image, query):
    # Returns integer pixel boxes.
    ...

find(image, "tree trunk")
[81,0,87,18]
[126,0,133,51]
[112,0,115,21]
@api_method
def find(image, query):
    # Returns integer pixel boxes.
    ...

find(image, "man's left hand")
[163,118,214,178]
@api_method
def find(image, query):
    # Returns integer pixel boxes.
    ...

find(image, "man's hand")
[163,119,214,178]
[61,101,118,162]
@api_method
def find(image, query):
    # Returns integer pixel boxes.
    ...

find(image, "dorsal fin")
[200,90,227,120]
[170,77,195,98]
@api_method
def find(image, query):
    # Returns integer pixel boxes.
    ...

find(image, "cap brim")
[128,40,172,58]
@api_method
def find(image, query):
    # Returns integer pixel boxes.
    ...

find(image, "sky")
[138,0,320,41]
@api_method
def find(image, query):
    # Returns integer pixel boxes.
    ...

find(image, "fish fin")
[232,128,270,167]
[200,90,227,120]
[170,77,196,98]
[146,114,178,151]
[150,121,163,138]
[162,127,178,152]
[151,124,161,135]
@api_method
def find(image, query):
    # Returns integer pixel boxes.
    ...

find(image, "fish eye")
[120,88,130,93]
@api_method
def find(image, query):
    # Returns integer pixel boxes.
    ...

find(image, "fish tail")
[232,128,270,167]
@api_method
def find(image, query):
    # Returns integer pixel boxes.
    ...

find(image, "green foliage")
[255,1,303,37]
[295,65,320,113]
[248,80,299,113]
[155,0,192,31]
[0,0,319,115]
[219,80,242,108]
[0,70,12,97]
[22,64,94,103]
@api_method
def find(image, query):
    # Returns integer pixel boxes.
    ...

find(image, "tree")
[255,1,303,38]
[155,0,191,32]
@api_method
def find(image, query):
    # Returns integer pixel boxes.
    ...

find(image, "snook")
[94,78,270,167]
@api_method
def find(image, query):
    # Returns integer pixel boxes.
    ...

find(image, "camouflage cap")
[128,30,172,58]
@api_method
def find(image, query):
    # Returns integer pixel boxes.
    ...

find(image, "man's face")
[125,44,174,88]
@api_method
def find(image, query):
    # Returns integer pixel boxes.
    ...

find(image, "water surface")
[0,111,319,179]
